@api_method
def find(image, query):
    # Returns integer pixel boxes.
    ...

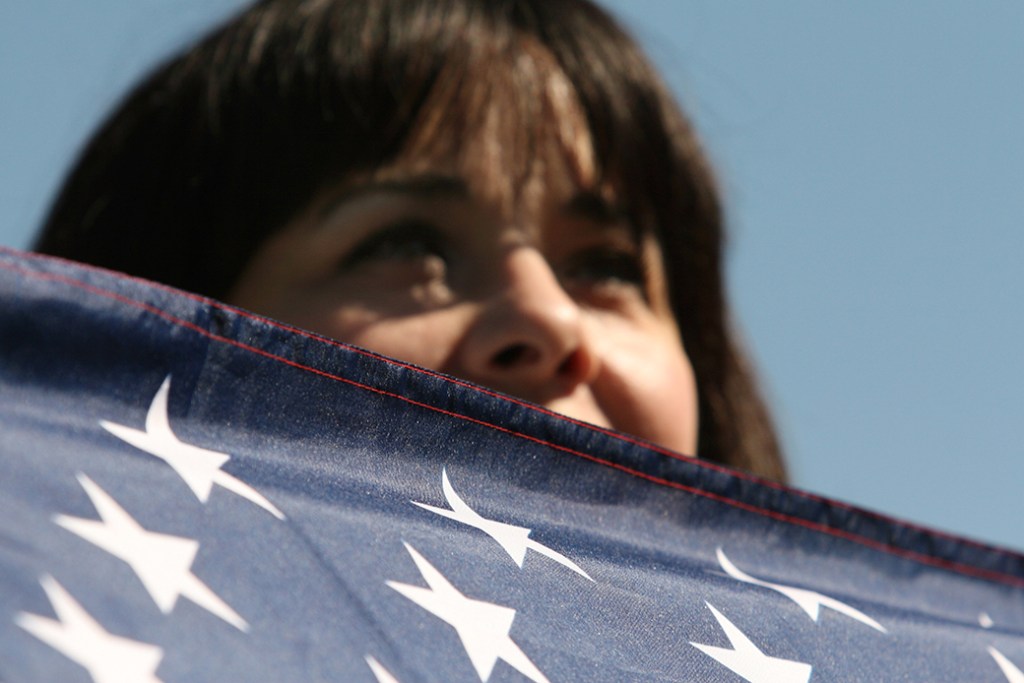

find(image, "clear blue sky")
[2,1,1022,551]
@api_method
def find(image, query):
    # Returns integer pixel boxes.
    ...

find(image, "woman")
[34,0,786,480]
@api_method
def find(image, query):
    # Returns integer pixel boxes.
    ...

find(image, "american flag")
[2,246,1023,682]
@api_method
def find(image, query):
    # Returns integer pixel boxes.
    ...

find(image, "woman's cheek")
[338,309,472,371]
[588,319,699,456]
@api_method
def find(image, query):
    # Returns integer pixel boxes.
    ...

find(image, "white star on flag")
[365,655,402,683]
[412,468,591,581]
[717,547,886,633]
[990,646,1024,683]
[55,473,248,631]
[691,602,812,683]
[100,375,284,520]
[17,575,165,683]
[387,542,550,683]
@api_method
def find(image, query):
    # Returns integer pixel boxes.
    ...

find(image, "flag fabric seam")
[0,247,1002,553]
[1,247,1021,589]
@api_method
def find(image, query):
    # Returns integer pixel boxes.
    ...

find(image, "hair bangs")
[389,34,599,220]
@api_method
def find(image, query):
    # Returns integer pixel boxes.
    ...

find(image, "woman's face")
[228,119,699,455]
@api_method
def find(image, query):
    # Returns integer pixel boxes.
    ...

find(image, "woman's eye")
[341,220,448,269]
[563,248,647,292]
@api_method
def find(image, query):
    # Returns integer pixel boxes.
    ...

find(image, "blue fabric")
[2,246,1023,682]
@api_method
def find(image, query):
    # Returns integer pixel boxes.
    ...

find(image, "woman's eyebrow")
[564,190,627,225]
[317,174,469,218]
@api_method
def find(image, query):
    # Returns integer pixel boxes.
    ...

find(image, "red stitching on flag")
[2,247,1022,589]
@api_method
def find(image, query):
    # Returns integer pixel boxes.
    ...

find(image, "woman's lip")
[542,391,612,431]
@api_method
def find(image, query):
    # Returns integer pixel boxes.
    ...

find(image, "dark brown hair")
[35,0,787,480]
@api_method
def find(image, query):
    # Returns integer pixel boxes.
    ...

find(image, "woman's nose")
[451,247,598,402]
